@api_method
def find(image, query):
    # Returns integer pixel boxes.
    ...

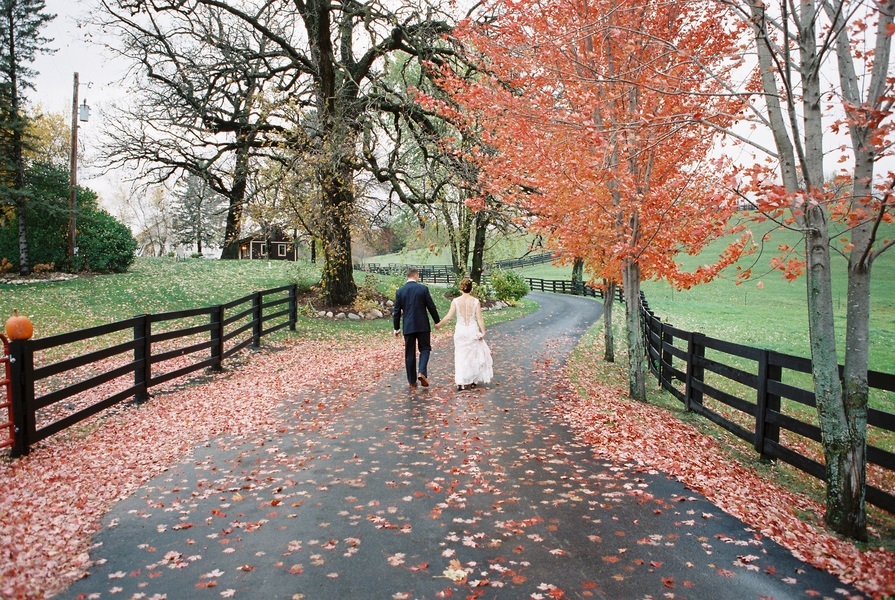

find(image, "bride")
[435,278,493,391]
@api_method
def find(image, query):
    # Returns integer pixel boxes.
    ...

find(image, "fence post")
[755,349,781,459]
[684,332,705,411]
[252,291,263,347]
[289,283,298,331]
[133,315,151,403]
[9,339,33,457]
[660,322,674,388]
[210,305,224,372]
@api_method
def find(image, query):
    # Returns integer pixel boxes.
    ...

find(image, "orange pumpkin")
[5,310,33,341]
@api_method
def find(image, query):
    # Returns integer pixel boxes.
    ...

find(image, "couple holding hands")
[393,268,493,391]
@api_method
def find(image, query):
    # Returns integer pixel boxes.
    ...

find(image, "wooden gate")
[0,334,12,449]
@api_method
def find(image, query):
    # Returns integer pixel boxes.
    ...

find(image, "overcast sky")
[33,1,127,111]
[30,0,130,201]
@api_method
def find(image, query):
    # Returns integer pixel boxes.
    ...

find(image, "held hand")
[394,330,401,337]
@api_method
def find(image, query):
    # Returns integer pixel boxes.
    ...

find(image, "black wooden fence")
[356,263,627,304]
[639,294,895,514]
[525,278,625,302]
[6,284,298,456]
[5,269,893,516]
[356,251,555,279]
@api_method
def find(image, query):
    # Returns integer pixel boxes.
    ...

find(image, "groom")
[393,268,440,390]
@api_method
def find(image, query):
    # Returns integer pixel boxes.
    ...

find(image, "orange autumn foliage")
[427,0,755,289]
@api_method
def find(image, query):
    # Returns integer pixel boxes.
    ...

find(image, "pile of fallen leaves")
[0,336,396,599]
[561,348,895,598]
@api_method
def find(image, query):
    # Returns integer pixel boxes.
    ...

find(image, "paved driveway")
[62,293,865,599]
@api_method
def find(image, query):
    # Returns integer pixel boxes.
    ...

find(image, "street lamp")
[68,72,90,262]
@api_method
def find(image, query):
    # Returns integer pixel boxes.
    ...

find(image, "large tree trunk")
[603,280,616,363]
[835,242,870,540]
[219,140,250,260]
[219,199,244,259]
[804,207,858,536]
[320,165,357,306]
[819,0,890,541]
[826,123,873,541]
[470,210,488,284]
[622,259,645,400]
[797,0,864,540]
[747,0,867,540]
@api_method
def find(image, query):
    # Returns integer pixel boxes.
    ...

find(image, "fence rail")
[356,251,556,278]
[639,294,895,514]
[7,284,298,456]
[525,278,625,302]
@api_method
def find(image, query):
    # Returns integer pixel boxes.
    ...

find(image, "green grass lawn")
[0,258,314,338]
[0,257,534,341]
[362,233,548,267]
[639,215,895,374]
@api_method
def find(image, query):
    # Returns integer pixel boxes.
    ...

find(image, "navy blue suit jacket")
[393,280,440,334]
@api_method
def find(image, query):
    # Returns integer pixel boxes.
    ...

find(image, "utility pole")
[68,72,79,261]
[67,73,90,263]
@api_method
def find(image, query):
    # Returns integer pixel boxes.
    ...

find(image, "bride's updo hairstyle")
[459,278,473,293]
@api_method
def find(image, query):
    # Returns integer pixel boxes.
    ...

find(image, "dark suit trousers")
[403,331,432,384]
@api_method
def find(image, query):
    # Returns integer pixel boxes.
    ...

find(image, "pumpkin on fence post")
[5,310,33,341]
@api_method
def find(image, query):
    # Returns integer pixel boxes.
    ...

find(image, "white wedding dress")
[452,297,493,386]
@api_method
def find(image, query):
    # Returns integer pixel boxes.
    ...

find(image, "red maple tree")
[426,0,753,398]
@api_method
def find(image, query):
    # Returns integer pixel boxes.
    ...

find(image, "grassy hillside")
[639,215,895,373]
[0,258,315,337]
[363,234,547,267]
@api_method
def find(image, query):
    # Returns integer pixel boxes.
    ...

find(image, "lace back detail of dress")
[458,298,477,328]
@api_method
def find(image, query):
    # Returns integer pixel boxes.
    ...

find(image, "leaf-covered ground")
[562,336,895,597]
[1,293,892,599]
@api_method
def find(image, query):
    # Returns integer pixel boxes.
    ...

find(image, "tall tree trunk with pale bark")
[622,258,645,401]
[740,0,895,539]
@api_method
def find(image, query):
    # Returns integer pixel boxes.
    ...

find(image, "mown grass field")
[637,216,895,375]
[374,219,895,372]
[0,257,534,342]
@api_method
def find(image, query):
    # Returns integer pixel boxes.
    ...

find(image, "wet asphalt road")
[61,292,865,599]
